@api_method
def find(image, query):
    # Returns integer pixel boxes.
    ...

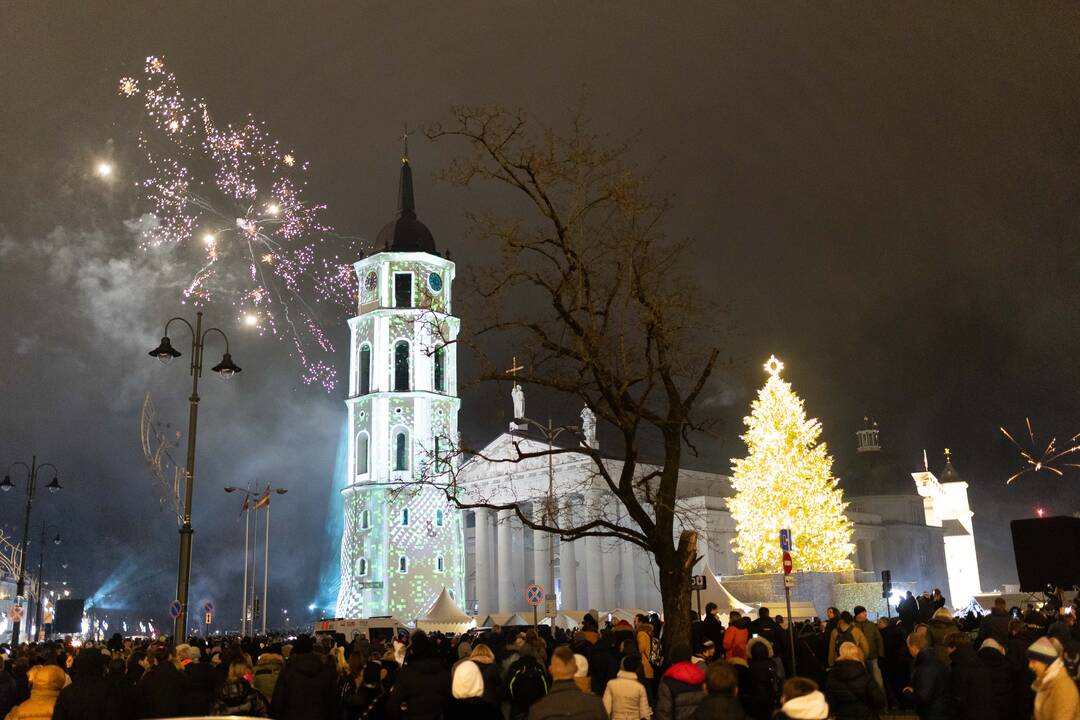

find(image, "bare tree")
[421,105,723,651]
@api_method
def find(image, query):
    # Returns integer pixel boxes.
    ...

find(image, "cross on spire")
[505,356,524,383]
[401,122,414,164]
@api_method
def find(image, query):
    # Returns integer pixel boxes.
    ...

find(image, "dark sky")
[2,2,1079,627]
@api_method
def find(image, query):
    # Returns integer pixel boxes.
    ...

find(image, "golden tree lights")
[728,355,854,574]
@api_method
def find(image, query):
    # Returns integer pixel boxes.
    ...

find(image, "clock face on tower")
[427,272,443,294]
[364,272,378,293]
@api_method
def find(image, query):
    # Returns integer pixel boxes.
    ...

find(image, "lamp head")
[0,475,13,492]
[275,488,288,495]
[52,533,61,546]
[212,352,241,379]
[149,336,182,364]
[45,476,61,493]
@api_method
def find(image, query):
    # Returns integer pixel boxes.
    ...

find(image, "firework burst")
[119,56,359,390]
[999,417,1080,484]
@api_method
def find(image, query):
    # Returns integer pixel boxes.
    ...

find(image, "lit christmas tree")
[728,355,854,573]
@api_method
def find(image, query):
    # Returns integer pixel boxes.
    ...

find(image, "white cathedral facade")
[335,164,982,622]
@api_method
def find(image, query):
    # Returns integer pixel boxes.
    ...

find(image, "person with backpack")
[603,655,652,720]
[745,637,784,720]
[530,646,606,720]
[827,612,869,668]
[445,660,503,720]
[506,642,550,720]
[211,658,269,717]
[636,617,658,687]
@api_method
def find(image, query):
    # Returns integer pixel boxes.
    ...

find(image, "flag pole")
[240,500,250,636]
[262,500,270,635]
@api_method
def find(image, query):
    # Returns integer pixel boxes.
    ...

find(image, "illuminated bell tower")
[336,155,464,621]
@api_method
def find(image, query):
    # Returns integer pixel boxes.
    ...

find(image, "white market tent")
[479,613,531,627]
[417,588,475,635]
[607,607,648,624]
[698,564,753,615]
[538,613,580,629]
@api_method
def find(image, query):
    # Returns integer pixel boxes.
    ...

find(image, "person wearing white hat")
[1027,636,1079,720]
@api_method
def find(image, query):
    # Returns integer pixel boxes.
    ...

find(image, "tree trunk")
[657,530,698,655]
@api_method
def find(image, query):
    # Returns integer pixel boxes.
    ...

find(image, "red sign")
[782,551,793,575]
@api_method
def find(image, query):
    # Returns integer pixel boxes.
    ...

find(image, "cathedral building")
[335,158,465,622]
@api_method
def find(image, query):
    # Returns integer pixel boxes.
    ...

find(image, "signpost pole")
[533,604,538,631]
[784,580,795,673]
[780,531,796,676]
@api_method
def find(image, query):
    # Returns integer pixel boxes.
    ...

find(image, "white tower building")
[336,157,464,622]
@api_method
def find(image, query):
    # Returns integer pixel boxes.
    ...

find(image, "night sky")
[2,2,1079,628]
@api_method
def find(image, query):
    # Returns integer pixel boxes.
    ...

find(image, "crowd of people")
[0,591,1075,720]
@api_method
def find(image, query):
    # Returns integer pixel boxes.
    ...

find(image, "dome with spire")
[376,159,438,254]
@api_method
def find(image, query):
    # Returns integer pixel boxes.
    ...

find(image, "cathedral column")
[619,533,638,609]
[559,499,578,610]
[474,507,492,618]
[531,502,550,608]
[584,494,604,611]
[496,508,513,613]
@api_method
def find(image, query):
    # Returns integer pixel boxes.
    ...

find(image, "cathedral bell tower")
[336,154,464,621]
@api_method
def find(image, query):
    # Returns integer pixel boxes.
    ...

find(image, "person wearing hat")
[1027,636,1079,720]
[6,664,66,720]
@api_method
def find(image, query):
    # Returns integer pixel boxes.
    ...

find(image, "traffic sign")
[203,602,214,615]
[8,605,24,622]
[169,600,182,620]
[525,584,544,606]
[782,551,793,575]
[690,575,707,591]
[204,612,213,625]
[779,529,792,552]
[784,575,795,589]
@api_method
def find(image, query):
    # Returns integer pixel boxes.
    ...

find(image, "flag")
[254,485,272,509]
[239,494,250,517]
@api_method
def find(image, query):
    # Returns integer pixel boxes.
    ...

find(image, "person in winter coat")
[271,634,341,720]
[852,606,884,689]
[1027,637,1080,720]
[253,649,285,700]
[824,642,885,720]
[444,660,503,720]
[655,645,705,720]
[603,655,652,720]
[978,598,1012,646]
[745,637,784,720]
[827,612,870,668]
[386,632,452,720]
[774,678,828,720]
[0,656,16,720]
[976,639,1013,720]
[898,593,919,633]
[52,649,117,720]
[902,632,956,720]
[636,620,657,682]
[944,633,994,720]
[692,661,744,720]
[211,659,269,716]
[6,664,65,720]
[926,609,958,666]
[340,659,385,720]
[792,624,824,689]
[723,613,749,660]
[530,646,606,720]
[180,645,217,716]
[134,645,186,719]
[465,643,502,706]
[702,604,725,651]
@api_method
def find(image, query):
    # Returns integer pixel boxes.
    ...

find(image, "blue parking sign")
[779,529,792,552]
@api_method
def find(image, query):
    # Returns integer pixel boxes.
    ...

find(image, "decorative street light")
[34,521,61,640]
[224,484,287,636]
[150,310,241,639]
[511,416,580,616]
[2,456,62,644]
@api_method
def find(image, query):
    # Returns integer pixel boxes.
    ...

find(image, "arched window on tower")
[355,432,369,476]
[399,555,409,574]
[359,344,371,394]
[435,509,444,527]
[436,555,445,573]
[360,509,370,529]
[358,557,367,576]
[401,507,410,526]
[394,431,409,471]
[434,345,446,392]
[394,341,410,391]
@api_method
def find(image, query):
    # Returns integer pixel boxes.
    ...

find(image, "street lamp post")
[1,456,62,644]
[150,310,241,640]
[224,484,286,636]
[512,417,579,615]
[33,522,61,641]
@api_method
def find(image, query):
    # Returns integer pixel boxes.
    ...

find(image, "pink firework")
[119,56,359,391]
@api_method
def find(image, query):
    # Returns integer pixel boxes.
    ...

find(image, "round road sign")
[782,551,793,575]
[525,584,544,606]
[169,600,182,620]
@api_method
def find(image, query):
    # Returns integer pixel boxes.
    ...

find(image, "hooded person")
[976,638,1013,720]
[573,654,591,695]
[824,642,884,720]
[926,608,957,666]
[52,650,117,720]
[505,638,551,720]
[603,655,652,720]
[1027,636,1079,720]
[253,646,285,700]
[444,660,502,720]
[746,637,784,720]
[945,632,994,720]
[386,631,452,720]
[775,678,829,720]
[271,633,341,720]
[468,643,503,706]
[655,644,706,720]
[7,664,67,720]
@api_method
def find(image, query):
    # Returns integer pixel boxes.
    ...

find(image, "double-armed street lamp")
[149,310,242,640]
[1,457,62,644]
[33,522,61,641]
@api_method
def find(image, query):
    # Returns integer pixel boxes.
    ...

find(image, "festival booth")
[416,588,475,635]
[478,613,531,628]
[538,613,580,629]
[698,564,754,618]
